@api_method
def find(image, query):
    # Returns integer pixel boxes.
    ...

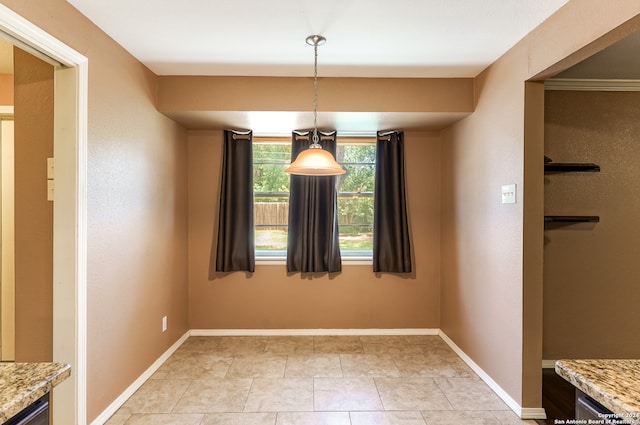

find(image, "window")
[335,140,376,257]
[253,136,376,259]
[253,139,290,257]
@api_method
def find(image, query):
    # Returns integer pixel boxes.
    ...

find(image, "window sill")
[255,257,372,266]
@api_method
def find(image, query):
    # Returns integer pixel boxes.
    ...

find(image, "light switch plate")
[47,157,55,179]
[501,184,516,204]
[47,179,54,201]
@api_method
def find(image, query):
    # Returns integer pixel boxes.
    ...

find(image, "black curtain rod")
[231,134,252,140]
[229,129,252,140]
[293,136,335,142]
[377,130,401,141]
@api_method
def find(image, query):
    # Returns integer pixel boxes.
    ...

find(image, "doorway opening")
[0,4,88,424]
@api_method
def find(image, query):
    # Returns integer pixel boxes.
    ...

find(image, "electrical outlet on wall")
[162,316,167,332]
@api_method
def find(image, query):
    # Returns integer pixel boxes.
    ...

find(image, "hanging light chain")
[283,35,345,176]
[311,35,322,148]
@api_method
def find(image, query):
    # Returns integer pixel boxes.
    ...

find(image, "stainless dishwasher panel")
[3,395,49,425]
[576,390,628,424]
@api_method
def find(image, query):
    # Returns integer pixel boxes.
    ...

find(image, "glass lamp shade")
[285,146,346,176]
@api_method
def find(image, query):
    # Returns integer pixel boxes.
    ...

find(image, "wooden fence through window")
[254,202,289,230]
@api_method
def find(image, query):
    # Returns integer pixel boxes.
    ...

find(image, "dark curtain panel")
[210,130,255,275]
[373,131,412,273]
[287,130,342,273]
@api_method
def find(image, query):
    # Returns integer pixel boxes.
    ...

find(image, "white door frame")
[0,4,88,425]
[0,107,15,362]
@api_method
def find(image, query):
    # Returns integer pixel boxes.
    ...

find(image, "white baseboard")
[521,407,548,420]
[190,328,440,336]
[89,331,190,425]
[438,330,547,420]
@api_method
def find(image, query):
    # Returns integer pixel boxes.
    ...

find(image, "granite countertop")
[556,359,640,424]
[0,362,71,423]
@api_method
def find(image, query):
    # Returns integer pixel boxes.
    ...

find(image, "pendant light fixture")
[285,35,345,176]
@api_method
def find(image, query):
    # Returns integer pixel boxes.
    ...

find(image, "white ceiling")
[66,0,571,78]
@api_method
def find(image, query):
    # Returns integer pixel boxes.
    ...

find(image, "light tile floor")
[105,335,537,425]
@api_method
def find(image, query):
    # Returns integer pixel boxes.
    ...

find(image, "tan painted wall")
[543,90,640,359]
[188,130,441,330]
[0,73,12,105]
[13,47,54,362]
[158,76,475,131]
[85,55,188,422]
[522,82,545,408]
[440,0,640,410]
[0,0,190,422]
[159,76,474,113]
